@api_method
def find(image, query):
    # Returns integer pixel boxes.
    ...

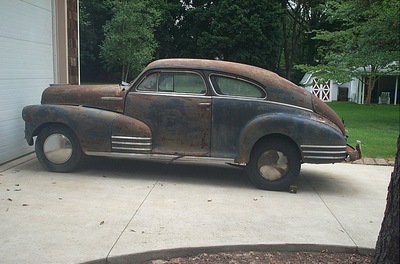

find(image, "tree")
[154,0,186,58]
[196,0,284,70]
[100,0,160,82]
[296,0,400,104]
[373,136,400,264]
[79,0,112,82]
[279,0,326,81]
[161,0,284,71]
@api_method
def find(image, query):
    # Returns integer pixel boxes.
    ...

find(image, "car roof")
[145,58,276,81]
[143,58,311,109]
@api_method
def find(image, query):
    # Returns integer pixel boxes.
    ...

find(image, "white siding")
[0,0,54,164]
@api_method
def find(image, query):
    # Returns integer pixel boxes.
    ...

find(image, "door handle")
[198,102,211,106]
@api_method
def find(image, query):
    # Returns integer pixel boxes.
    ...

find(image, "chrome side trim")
[301,145,347,149]
[132,91,211,99]
[111,136,152,154]
[86,152,177,161]
[111,141,151,146]
[101,97,123,101]
[84,151,235,164]
[265,100,313,113]
[112,136,151,140]
[303,156,345,160]
[212,96,313,113]
[300,145,347,163]
[112,146,151,152]
[302,150,347,154]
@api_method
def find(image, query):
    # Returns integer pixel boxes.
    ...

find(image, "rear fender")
[237,113,346,163]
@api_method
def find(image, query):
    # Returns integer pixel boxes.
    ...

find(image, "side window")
[137,73,158,91]
[210,75,266,98]
[159,72,206,94]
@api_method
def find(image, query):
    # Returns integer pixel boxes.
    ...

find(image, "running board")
[85,151,236,165]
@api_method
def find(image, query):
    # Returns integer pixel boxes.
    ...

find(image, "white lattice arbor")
[312,79,332,102]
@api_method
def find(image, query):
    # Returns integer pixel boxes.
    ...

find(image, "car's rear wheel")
[247,138,301,191]
[35,125,82,172]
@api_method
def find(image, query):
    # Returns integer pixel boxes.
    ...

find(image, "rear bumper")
[346,141,362,162]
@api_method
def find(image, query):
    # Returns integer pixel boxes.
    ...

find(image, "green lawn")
[327,102,399,160]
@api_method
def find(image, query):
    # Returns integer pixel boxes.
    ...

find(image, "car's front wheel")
[35,125,82,172]
[247,138,301,191]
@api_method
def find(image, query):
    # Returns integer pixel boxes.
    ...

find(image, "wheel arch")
[250,134,301,160]
[237,114,304,164]
[30,122,74,144]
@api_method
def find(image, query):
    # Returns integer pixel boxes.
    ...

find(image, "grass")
[327,102,399,159]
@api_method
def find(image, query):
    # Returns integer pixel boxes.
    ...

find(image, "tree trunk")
[365,76,377,104]
[364,65,378,104]
[373,136,400,264]
[121,64,125,83]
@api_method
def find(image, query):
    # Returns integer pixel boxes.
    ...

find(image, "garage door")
[0,0,54,165]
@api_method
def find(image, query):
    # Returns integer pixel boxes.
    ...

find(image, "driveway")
[0,155,392,263]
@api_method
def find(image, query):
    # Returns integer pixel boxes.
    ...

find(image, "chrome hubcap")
[257,150,288,181]
[43,134,73,164]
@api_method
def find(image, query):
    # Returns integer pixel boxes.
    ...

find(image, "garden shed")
[300,71,399,105]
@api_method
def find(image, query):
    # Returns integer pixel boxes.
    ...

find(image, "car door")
[209,74,267,158]
[124,71,212,156]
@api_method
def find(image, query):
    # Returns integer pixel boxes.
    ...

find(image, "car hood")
[41,84,126,113]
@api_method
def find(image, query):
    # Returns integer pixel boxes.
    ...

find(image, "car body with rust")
[22,59,361,191]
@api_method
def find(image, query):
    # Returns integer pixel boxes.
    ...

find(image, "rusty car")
[22,59,361,191]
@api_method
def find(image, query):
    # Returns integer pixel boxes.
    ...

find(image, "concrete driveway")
[0,155,392,263]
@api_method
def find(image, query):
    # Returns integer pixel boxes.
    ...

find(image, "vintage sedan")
[22,59,361,191]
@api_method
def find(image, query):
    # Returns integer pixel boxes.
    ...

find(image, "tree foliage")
[161,0,284,71]
[79,0,111,82]
[196,0,284,70]
[81,0,321,82]
[100,0,160,82]
[297,0,400,104]
[279,0,327,80]
[81,0,399,94]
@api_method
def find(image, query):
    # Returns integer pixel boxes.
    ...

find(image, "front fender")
[237,113,346,163]
[22,105,151,153]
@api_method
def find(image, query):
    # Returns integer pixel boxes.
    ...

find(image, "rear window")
[210,75,266,98]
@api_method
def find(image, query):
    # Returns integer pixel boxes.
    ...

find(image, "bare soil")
[144,250,372,264]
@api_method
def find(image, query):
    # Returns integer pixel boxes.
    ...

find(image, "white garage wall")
[0,0,54,165]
